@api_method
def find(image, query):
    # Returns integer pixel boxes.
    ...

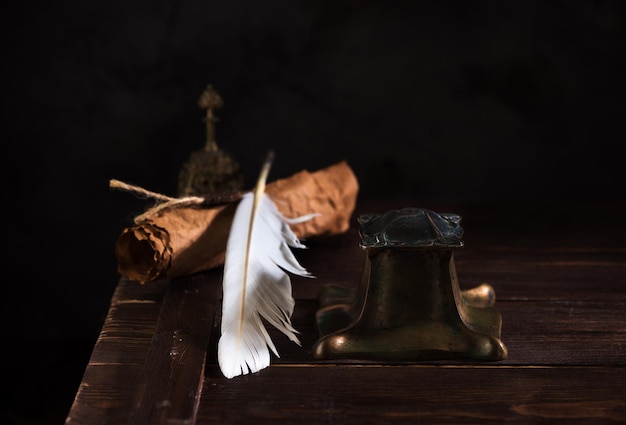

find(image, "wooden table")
[66,201,626,424]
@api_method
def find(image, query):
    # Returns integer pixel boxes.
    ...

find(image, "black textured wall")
[3,1,624,423]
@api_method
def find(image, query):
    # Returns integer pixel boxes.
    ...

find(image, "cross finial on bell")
[198,84,223,153]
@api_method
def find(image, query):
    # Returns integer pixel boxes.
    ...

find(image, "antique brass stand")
[313,208,507,361]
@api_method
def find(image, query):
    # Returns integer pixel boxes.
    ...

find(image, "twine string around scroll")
[109,179,242,224]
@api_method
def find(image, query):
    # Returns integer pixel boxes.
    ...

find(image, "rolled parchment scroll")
[115,161,359,283]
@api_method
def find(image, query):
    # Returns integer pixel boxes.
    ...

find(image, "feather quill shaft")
[218,152,316,379]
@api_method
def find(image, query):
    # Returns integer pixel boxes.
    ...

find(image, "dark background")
[2,1,624,423]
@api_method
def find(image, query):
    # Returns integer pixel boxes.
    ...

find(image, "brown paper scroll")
[115,161,359,283]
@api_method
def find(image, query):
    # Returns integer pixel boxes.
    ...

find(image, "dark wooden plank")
[455,247,626,302]
[499,300,626,366]
[66,364,146,425]
[66,277,168,425]
[127,271,221,425]
[90,289,167,365]
[198,366,626,424]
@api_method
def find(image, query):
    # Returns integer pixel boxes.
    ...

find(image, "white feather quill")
[218,152,317,379]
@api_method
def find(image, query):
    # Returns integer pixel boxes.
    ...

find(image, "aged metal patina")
[177,84,244,196]
[313,207,507,361]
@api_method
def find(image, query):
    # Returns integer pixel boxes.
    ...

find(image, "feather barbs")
[217,153,317,379]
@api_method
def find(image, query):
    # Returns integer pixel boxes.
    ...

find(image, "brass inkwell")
[313,208,507,362]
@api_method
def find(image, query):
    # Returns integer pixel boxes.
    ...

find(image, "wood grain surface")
[66,201,626,424]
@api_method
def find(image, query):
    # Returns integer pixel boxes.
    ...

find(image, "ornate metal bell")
[177,85,244,197]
